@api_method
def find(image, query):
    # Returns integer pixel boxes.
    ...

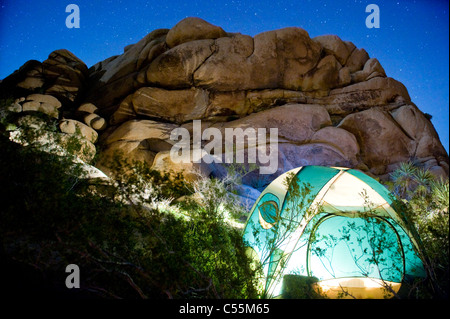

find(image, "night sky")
[0,0,448,152]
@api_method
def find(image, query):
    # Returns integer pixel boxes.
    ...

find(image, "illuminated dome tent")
[243,166,426,299]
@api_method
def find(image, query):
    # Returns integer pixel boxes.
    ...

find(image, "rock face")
[165,17,227,48]
[1,49,88,108]
[1,17,448,186]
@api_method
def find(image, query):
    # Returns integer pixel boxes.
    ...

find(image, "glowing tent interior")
[242,166,426,298]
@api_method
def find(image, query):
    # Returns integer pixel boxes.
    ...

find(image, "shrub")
[0,119,259,299]
[389,162,449,298]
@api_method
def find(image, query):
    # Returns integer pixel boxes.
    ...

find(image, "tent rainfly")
[243,166,426,299]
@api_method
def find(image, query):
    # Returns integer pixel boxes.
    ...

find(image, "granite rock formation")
[1,17,448,188]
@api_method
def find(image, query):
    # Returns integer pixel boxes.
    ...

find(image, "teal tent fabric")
[242,166,427,298]
[308,215,403,283]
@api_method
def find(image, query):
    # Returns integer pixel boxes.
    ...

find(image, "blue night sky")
[0,0,448,153]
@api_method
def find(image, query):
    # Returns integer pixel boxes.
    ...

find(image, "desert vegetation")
[0,102,448,299]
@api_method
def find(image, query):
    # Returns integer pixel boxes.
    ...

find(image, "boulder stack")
[1,17,447,185]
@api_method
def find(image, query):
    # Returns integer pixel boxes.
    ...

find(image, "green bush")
[0,126,259,299]
[389,162,449,298]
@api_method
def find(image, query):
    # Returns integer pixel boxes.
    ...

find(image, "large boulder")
[104,119,177,145]
[277,142,352,171]
[210,104,332,144]
[145,39,216,88]
[165,17,227,48]
[111,88,311,126]
[131,87,209,123]
[309,77,411,114]
[1,50,88,107]
[301,55,342,92]
[96,119,178,175]
[6,94,62,119]
[351,58,386,83]
[310,126,359,163]
[391,104,448,172]
[345,47,370,73]
[42,49,88,105]
[25,94,62,108]
[13,60,46,91]
[151,150,214,182]
[59,119,98,143]
[338,107,416,167]
[313,35,351,65]
[193,28,322,91]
